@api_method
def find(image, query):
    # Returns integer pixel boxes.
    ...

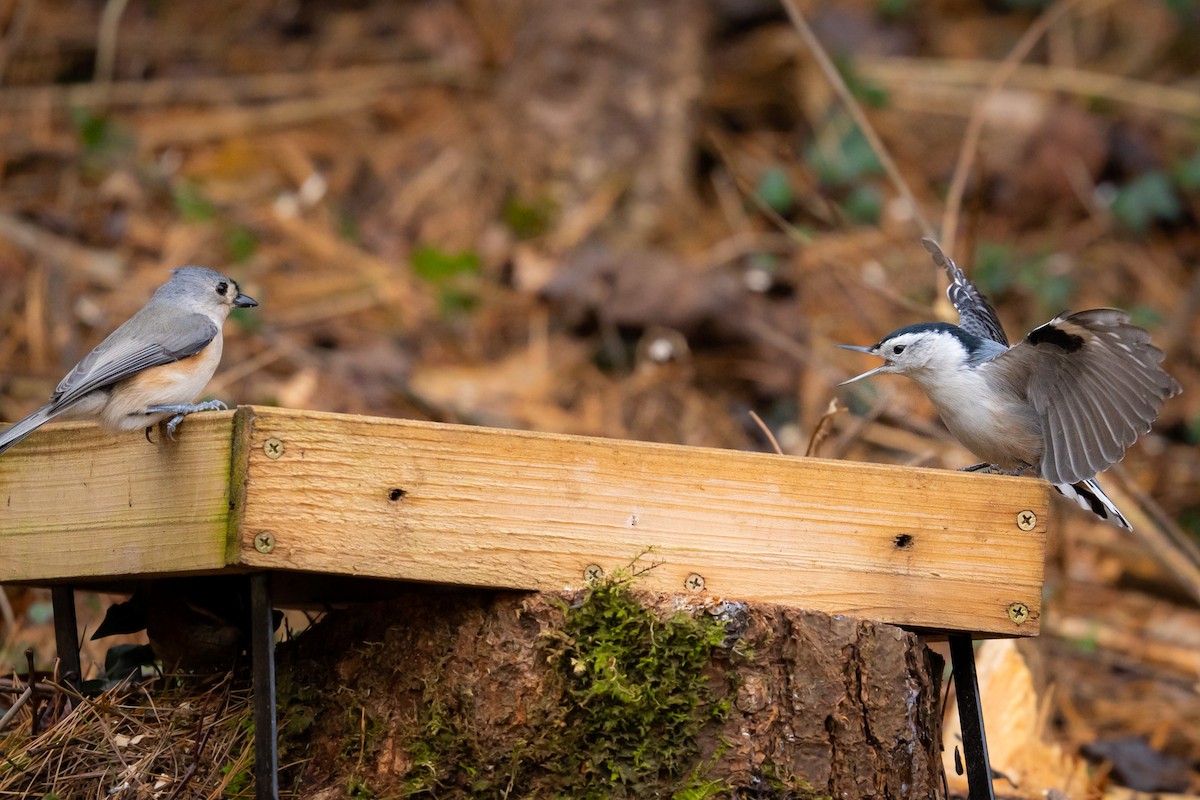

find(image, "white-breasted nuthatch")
[838,239,1180,529]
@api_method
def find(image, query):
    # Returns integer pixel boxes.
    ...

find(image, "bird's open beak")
[835,344,885,385]
[233,292,258,308]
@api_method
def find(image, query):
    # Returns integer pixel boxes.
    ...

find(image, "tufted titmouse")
[0,267,257,455]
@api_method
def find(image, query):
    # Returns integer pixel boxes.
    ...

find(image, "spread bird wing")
[922,238,1009,346]
[991,309,1180,485]
[50,307,218,410]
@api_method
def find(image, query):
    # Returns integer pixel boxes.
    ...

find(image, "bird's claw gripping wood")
[146,399,229,440]
[959,462,1031,476]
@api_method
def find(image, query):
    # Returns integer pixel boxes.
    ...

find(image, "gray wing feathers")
[0,406,55,455]
[49,308,218,411]
[922,238,1009,346]
[1014,309,1180,485]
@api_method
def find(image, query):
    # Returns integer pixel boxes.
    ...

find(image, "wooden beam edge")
[234,404,1056,495]
[224,405,255,565]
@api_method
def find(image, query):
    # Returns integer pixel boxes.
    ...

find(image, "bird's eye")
[892,344,906,355]
[216,281,228,296]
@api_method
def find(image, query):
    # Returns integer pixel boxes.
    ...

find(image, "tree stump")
[279,583,945,798]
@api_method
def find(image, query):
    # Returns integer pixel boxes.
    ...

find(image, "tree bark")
[280,586,945,799]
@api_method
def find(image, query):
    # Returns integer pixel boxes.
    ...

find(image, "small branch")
[0,587,15,645]
[93,0,131,86]
[805,398,844,458]
[1110,464,1200,606]
[940,0,1081,256]
[166,677,232,800]
[778,0,935,239]
[0,213,125,286]
[857,57,1200,123]
[24,648,39,735]
[748,410,783,456]
[0,0,35,86]
[0,685,33,733]
[0,61,471,112]
[703,129,812,246]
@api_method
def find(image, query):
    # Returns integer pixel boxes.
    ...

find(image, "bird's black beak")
[233,292,258,308]
[835,343,886,385]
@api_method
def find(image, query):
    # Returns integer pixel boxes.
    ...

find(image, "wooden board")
[0,412,238,580]
[1,405,1048,636]
[235,407,1047,635]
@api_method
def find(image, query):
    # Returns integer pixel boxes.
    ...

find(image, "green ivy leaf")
[1111,171,1183,233]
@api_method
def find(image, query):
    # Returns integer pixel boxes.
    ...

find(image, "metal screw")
[264,438,284,459]
[583,564,603,583]
[685,573,705,592]
[254,532,276,554]
[1007,602,1030,625]
[1016,510,1037,531]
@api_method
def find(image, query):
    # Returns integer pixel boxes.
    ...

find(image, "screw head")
[583,564,603,583]
[685,573,705,592]
[1007,601,1030,625]
[264,438,284,459]
[1016,510,1037,531]
[254,532,276,554]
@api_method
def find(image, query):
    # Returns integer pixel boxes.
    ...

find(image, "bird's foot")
[145,400,229,441]
[959,462,1032,476]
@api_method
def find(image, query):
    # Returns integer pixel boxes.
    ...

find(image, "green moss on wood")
[390,575,733,799]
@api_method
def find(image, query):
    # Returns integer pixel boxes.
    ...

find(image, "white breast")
[911,366,1043,469]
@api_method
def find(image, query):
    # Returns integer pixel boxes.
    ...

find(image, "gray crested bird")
[838,239,1180,529]
[0,267,256,455]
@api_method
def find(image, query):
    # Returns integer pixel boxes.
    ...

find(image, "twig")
[93,0,130,86]
[1110,464,1200,606]
[0,0,35,86]
[24,648,38,735]
[0,686,33,732]
[778,0,935,239]
[0,213,125,286]
[0,587,15,645]
[940,0,1081,256]
[703,129,812,246]
[0,61,471,113]
[136,91,392,150]
[748,410,783,456]
[804,398,844,458]
[857,57,1200,123]
[166,676,232,800]
[743,317,810,366]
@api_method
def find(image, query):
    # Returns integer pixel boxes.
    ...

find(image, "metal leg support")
[250,574,279,800]
[948,634,995,800]
[51,586,82,689]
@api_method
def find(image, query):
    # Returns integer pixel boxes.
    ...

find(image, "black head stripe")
[1027,324,1084,352]
[879,321,986,356]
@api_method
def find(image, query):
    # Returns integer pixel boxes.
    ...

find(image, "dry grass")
[0,676,258,800]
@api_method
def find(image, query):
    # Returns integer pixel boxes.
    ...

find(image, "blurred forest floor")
[0,0,1198,796]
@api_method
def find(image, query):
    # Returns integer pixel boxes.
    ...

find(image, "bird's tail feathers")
[1053,479,1131,530]
[0,406,57,456]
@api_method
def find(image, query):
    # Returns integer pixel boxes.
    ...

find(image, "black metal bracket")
[948,634,996,800]
[50,579,279,798]
[250,573,280,800]
[50,586,82,690]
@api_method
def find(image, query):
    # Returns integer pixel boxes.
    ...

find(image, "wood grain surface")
[237,407,1047,635]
